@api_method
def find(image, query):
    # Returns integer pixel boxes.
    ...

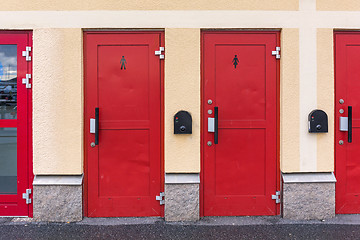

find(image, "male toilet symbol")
[120,56,127,70]
[232,55,239,69]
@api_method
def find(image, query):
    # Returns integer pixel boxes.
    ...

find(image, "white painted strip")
[165,173,200,184]
[0,10,358,29]
[298,0,318,172]
[33,175,83,185]
[282,172,336,183]
[299,27,317,172]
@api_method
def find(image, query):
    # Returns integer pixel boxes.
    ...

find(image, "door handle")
[214,106,218,144]
[348,106,352,143]
[95,107,99,145]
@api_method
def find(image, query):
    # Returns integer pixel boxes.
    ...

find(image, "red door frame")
[334,31,360,214]
[25,31,33,218]
[200,30,281,217]
[83,31,165,217]
[334,31,340,213]
[0,31,33,217]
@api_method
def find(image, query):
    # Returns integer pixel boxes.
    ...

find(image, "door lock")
[339,140,344,145]
[207,141,212,146]
[90,142,96,147]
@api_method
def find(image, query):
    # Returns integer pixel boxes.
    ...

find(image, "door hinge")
[22,46,32,61]
[22,189,32,204]
[156,192,165,205]
[155,47,164,60]
[272,191,281,204]
[22,73,32,89]
[272,46,280,59]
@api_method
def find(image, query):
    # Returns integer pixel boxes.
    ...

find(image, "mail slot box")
[174,111,192,134]
[308,109,328,133]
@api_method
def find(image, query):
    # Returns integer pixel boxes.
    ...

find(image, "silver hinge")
[272,191,281,204]
[22,46,32,61]
[156,192,165,205]
[22,74,32,89]
[155,47,164,60]
[22,189,32,204]
[272,46,280,59]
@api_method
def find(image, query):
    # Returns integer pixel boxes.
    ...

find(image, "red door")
[202,31,279,216]
[335,32,360,213]
[0,32,33,217]
[84,32,163,217]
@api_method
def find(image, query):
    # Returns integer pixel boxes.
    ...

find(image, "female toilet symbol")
[120,56,127,70]
[232,55,239,69]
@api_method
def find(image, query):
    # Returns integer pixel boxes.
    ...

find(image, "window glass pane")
[0,45,17,119]
[0,128,17,194]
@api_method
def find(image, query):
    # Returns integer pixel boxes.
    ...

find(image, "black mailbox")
[174,111,192,134]
[308,109,328,133]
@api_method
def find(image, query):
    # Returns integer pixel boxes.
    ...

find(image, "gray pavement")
[1,216,360,239]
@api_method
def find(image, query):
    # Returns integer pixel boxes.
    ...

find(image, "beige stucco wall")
[33,28,83,174]
[0,0,298,11]
[24,1,355,175]
[317,0,360,11]
[317,28,334,172]
[164,29,200,173]
[281,28,300,172]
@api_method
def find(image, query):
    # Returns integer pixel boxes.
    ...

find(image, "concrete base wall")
[33,185,82,222]
[165,183,199,221]
[282,173,336,220]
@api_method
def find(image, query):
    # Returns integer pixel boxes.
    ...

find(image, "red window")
[0,31,33,217]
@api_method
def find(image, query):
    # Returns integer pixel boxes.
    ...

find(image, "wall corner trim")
[165,173,200,184]
[282,172,336,183]
[33,174,83,186]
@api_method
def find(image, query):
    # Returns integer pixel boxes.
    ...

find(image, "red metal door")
[0,32,33,217]
[202,31,279,216]
[335,32,360,213]
[84,32,163,217]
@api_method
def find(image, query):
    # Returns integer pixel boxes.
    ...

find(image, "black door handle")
[214,106,218,144]
[348,106,352,143]
[95,107,99,145]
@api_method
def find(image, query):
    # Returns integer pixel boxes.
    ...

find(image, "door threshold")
[0,216,28,218]
[79,217,163,225]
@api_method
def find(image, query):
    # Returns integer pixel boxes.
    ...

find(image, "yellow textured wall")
[280,28,300,172]
[33,28,83,174]
[164,29,200,173]
[0,0,298,11]
[317,29,334,172]
[317,0,360,11]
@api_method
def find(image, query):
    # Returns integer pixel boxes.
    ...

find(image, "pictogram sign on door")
[84,32,164,217]
[202,31,279,216]
[0,32,33,217]
[335,32,360,214]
